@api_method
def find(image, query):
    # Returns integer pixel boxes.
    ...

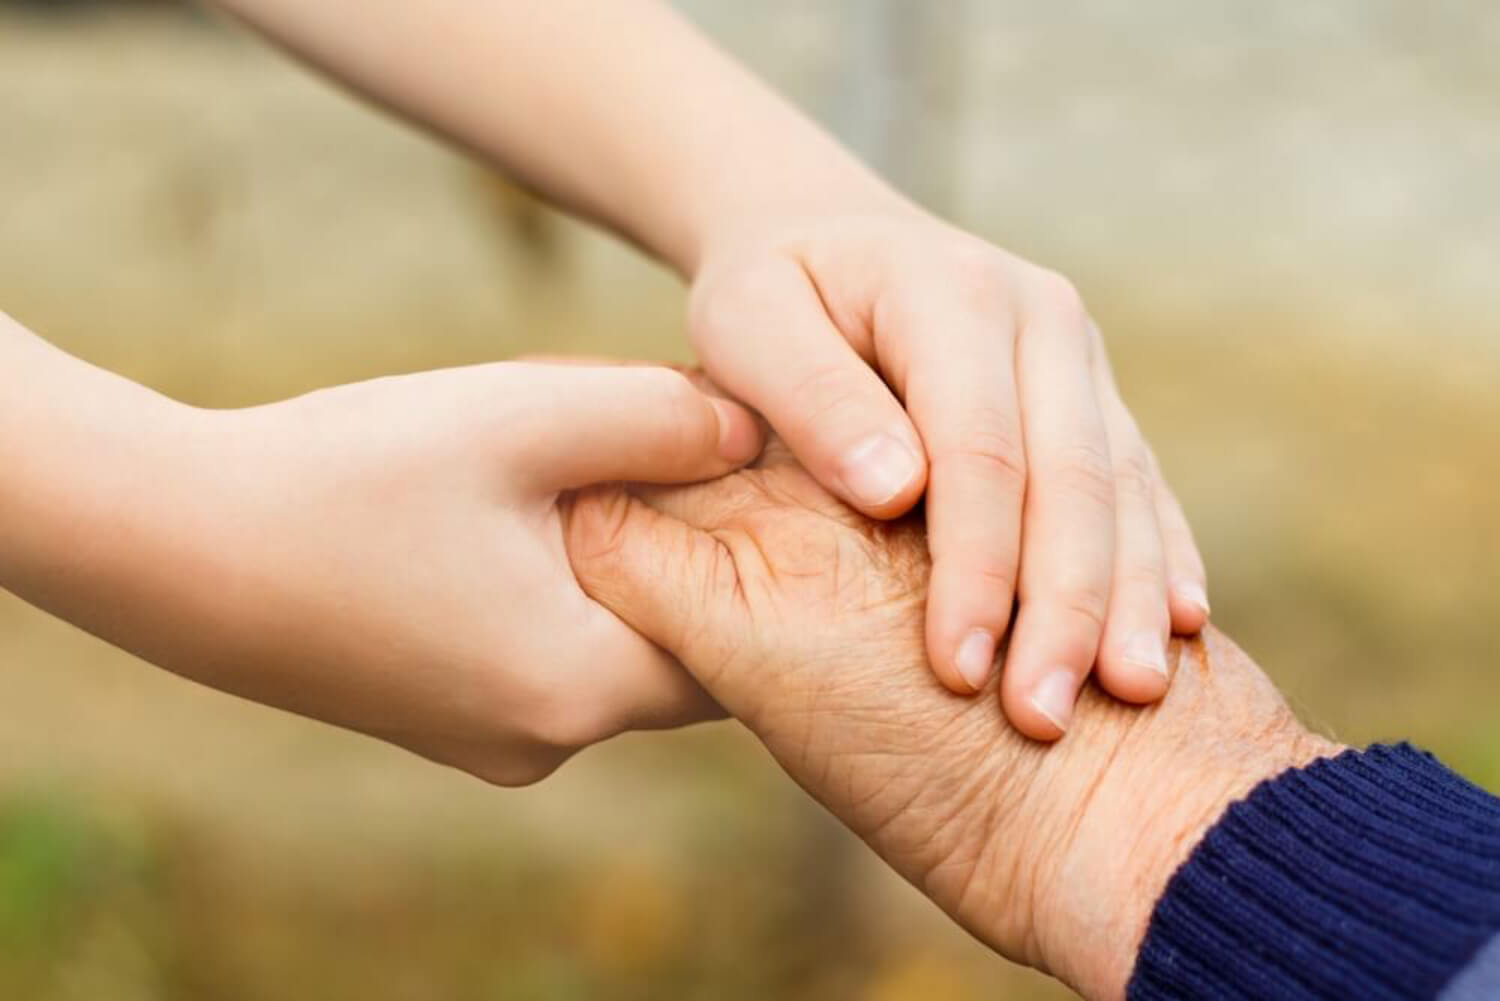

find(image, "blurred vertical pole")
[835,0,965,215]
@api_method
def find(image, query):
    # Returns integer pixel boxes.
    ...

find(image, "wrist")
[960,632,1343,1000]
[680,161,913,277]
[1059,718,1341,1000]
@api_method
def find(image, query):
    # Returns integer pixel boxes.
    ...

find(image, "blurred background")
[1,1,1496,998]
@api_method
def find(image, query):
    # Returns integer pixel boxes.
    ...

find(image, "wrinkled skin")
[563,434,1337,999]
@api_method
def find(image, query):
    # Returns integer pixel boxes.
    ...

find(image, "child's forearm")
[209,0,904,274]
[0,314,153,559]
[0,314,198,641]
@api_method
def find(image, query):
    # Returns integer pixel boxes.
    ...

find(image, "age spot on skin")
[1167,635,1211,682]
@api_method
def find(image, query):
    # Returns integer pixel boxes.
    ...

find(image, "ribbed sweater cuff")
[1127,743,1500,1001]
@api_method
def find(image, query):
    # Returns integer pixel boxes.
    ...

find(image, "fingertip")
[1097,628,1171,704]
[925,561,1016,696]
[1106,670,1170,706]
[835,430,927,518]
[708,397,765,465]
[1003,666,1080,742]
[1168,580,1211,635]
[952,628,997,694]
[999,603,1100,741]
[923,612,986,697]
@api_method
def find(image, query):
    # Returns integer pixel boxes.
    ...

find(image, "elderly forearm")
[208,0,900,275]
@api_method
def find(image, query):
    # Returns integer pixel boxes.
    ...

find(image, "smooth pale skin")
[209,0,1211,737]
[563,435,1340,1000]
[0,316,765,786]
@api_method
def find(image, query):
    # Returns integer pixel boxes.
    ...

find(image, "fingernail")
[1122,630,1169,679]
[709,398,761,463]
[1029,670,1078,733]
[954,629,996,692]
[1176,580,1211,618]
[839,433,920,508]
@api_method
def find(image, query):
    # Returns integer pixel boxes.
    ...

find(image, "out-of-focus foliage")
[0,5,1495,1000]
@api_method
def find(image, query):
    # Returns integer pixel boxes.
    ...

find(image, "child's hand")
[0,350,762,784]
[203,0,1204,739]
[690,204,1209,739]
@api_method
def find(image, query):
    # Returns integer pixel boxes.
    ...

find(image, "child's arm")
[210,0,873,272]
[210,0,1211,737]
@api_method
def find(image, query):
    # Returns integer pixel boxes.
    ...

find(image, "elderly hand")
[564,434,1335,999]
[691,202,1209,738]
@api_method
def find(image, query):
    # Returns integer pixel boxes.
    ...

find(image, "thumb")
[690,258,927,519]
[515,364,763,491]
[561,485,742,691]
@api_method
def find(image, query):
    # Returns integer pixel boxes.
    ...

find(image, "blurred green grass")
[1,6,1496,1000]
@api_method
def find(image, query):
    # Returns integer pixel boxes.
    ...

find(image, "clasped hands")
[0,330,1333,999]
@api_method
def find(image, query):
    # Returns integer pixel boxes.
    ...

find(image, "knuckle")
[1112,448,1157,503]
[934,408,1027,488]
[788,364,881,435]
[1026,268,1088,324]
[644,368,714,456]
[943,245,1013,310]
[948,553,1018,603]
[1044,442,1115,509]
[643,365,699,412]
[1115,562,1168,596]
[689,258,789,345]
[1051,582,1110,633]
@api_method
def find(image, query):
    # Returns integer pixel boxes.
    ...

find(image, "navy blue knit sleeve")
[1127,743,1500,1001]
